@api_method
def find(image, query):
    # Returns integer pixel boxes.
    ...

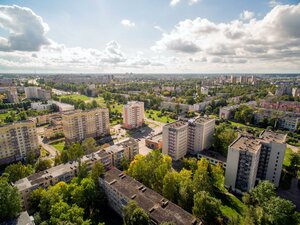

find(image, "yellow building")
[0,121,39,165]
[62,108,110,143]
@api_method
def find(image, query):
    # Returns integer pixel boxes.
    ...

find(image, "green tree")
[35,158,52,172]
[82,137,97,154]
[4,162,33,182]
[120,156,130,171]
[192,191,221,224]
[91,161,105,182]
[123,201,150,225]
[78,163,89,179]
[249,180,276,206]
[213,123,238,156]
[0,178,21,221]
[193,158,213,193]
[49,201,91,225]
[163,171,179,203]
[177,169,194,211]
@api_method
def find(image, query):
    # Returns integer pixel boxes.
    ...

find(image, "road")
[36,126,59,158]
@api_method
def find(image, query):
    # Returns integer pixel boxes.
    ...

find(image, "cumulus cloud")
[120,19,135,27]
[153,3,300,66]
[170,0,200,7]
[0,5,50,51]
[240,10,254,20]
[269,0,282,8]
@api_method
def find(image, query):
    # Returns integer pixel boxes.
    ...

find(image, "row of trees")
[55,96,98,110]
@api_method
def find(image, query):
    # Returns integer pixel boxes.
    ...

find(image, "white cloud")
[170,0,181,7]
[120,19,135,27]
[153,3,300,68]
[0,5,50,51]
[240,10,255,20]
[170,0,200,7]
[154,25,165,32]
[269,0,282,8]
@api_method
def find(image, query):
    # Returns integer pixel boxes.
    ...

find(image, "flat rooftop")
[260,130,287,143]
[102,168,201,225]
[164,120,187,129]
[230,136,261,153]
[194,117,215,124]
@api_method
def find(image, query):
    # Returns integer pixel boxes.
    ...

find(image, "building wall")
[0,121,39,165]
[62,108,110,142]
[123,101,144,129]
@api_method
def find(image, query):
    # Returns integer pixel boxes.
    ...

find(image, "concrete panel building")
[0,121,39,165]
[6,87,19,103]
[62,108,110,143]
[162,121,188,160]
[122,101,145,129]
[225,130,286,193]
[188,117,215,154]
[99,168,202,225]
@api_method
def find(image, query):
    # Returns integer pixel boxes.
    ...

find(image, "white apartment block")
[122,101,144,129]
[0,121,39,165]
[62,108,110,142]
[6,87,19,103]
[225,131,286,193]
[162,121,189,160]
[31,102,52,111]
[25,86,51,100]
[188,117,215,154]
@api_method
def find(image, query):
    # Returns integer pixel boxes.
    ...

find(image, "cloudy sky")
[0,0,300,73]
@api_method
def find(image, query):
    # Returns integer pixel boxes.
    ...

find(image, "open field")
[145,109,175,123]
[50,141,65,152]
[59,94,90,101]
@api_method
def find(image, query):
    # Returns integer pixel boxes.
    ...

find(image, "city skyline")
[0,0,300,73]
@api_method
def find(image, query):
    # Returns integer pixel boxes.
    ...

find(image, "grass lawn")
[0,112,9,124]
[94,96,106,106]
[51,141,65,152]
[59,94,90,101]
[145,109,175,123]
[217,192,247,222]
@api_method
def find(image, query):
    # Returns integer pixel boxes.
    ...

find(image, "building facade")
[162,121,188,160]
[123,101,145,129]
[187,117,215,154]
[25,87,51,100]
[6,87,19,103]
[62,108,110,142]
[99,168,202,225]
[225,130,286,193]
[0,121,39,165]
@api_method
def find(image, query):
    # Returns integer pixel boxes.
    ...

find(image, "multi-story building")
[15,149,113,210]
[260,99,300,113]
[62,108,110,143]
[31,102,52,111]
[44,116,63,139]
[162,121,188,160]
[187,117,215,154]
[292,87,300,97]
[99,168,202,225]
[6,87,19,103]
[104,138,138,168]
[0,121,39,165]
[25,86,51,100]
[123,101,144,129]
[50,100,75,112]
[219,105,239,120]
[225,130,286,193]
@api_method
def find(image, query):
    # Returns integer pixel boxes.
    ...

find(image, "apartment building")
[6,86,19,103]
[15,149,113,210]
[123,101,145,129]
[225,130,286,193]
[219,105,239,120]
[145,135,163,150]
[162,121,188,160]
[188,117,215,154]
[62,108,110,143]
[99,168,202,225]
[0,121,39,165]
[50,100,75,112]
[104,138,139,168]
[44,116,63,139]
[25,86,51,100]
[31,102,52,111]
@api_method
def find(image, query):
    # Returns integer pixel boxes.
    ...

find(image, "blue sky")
[0,0,300,73]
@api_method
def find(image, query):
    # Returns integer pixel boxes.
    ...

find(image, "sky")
[0,0,300,73]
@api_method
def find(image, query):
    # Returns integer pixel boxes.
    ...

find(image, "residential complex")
[187,117,215,155]
[5,86,19,103]
[15,138,138,211]
[99,167,202,225]
[162,117,215,160]
[50,100,75,112]
[162,121,189,160]
[62,108,110,142]
[104,138,139,168]
[122,101,145,129]
[225,130,287,193]
[24,86,51,100]
[0,121,39,165]
[145,135,163,150]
